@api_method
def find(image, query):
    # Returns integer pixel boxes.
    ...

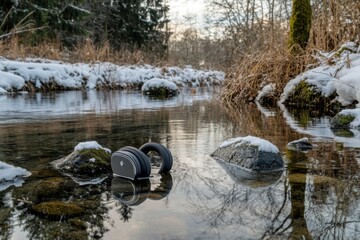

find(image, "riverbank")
[0,58,225,93]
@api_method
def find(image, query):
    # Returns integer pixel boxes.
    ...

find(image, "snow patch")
[0,161,30,191]
[74,141,111,153]
[220,136,279,153]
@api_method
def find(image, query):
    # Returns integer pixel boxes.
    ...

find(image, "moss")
[13,177,76,204]
[289,0,312,52]
[330,113,356,129]
[31,201,84,218]
[60,148,111,176]
[285,80,340,111]
[331,128,354,137]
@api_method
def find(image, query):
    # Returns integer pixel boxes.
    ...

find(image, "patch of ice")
[220,136,279,153]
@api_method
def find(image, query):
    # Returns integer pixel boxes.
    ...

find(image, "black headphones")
[111,142,173,180]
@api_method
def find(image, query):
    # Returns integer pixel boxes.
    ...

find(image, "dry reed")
[0,37,166,66]
[221,44,315,106]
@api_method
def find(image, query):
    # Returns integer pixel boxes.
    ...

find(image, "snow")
[74,141,111,153]
[141,78,178,92]
[0,161,30,191]
[220,135,279,153]
[280,42,360,107]
[256,83,275,102]
[0,58,225,93]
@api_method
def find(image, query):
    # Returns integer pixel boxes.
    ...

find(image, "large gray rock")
[211,136,284,172]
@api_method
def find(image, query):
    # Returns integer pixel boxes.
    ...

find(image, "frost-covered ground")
[0,57,225,93]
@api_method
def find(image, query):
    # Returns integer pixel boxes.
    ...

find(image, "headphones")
[111,142,173,180]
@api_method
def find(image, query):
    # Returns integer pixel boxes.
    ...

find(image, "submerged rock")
[211,136,284,172]
[287,137,314,151]
[31,201,84,218]
[13,177,76,203]
[51,141,111,178]
[141,78,179,98]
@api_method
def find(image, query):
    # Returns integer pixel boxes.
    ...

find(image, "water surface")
[0,89,360,239]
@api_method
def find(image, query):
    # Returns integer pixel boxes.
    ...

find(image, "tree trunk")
[289,0,312,52]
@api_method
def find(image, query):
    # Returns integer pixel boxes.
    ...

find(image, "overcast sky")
[168,0,205,27]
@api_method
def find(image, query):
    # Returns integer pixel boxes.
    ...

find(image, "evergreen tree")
[289,0,312,52]
[86,0,169,52]
[0,0,90,45]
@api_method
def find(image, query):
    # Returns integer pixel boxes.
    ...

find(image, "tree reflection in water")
[180,158,292,239]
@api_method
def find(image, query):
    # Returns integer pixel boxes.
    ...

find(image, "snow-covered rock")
[331,109,360,129]
[280,42,360,107]
[141,78,178,97]
[287,137,314,151]
[211,136,284,172]
[51,141,111,179]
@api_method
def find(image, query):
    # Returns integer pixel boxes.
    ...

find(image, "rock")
[51,141,111,178]
[31,201,84,218]
[330,109,360,129]
[211,136,284,172]
[13,177,76,204]
[287,137,314,151]
[141,78,178,98]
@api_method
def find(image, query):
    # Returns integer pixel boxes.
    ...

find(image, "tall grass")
[0,37,167,65]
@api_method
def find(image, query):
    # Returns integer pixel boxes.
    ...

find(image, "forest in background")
[0,0,359,103]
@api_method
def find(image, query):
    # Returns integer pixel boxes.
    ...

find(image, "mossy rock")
[51,148,111,177]
[13,177,76,204]
[285,80,339,110]
[330,112,356,129]
[31,201,84,218]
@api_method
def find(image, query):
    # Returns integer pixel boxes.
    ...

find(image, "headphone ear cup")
[119,146,151,179]
[139,143,173,174]
[111,150,142,180]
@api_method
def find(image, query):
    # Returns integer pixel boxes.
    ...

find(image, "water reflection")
[2,91,360,239]
[111,173,173,206]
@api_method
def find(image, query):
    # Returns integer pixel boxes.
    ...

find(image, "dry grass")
[0,37,166,65]
[221,44,316,105]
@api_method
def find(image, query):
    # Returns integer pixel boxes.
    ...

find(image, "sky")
[168,0,205,28]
